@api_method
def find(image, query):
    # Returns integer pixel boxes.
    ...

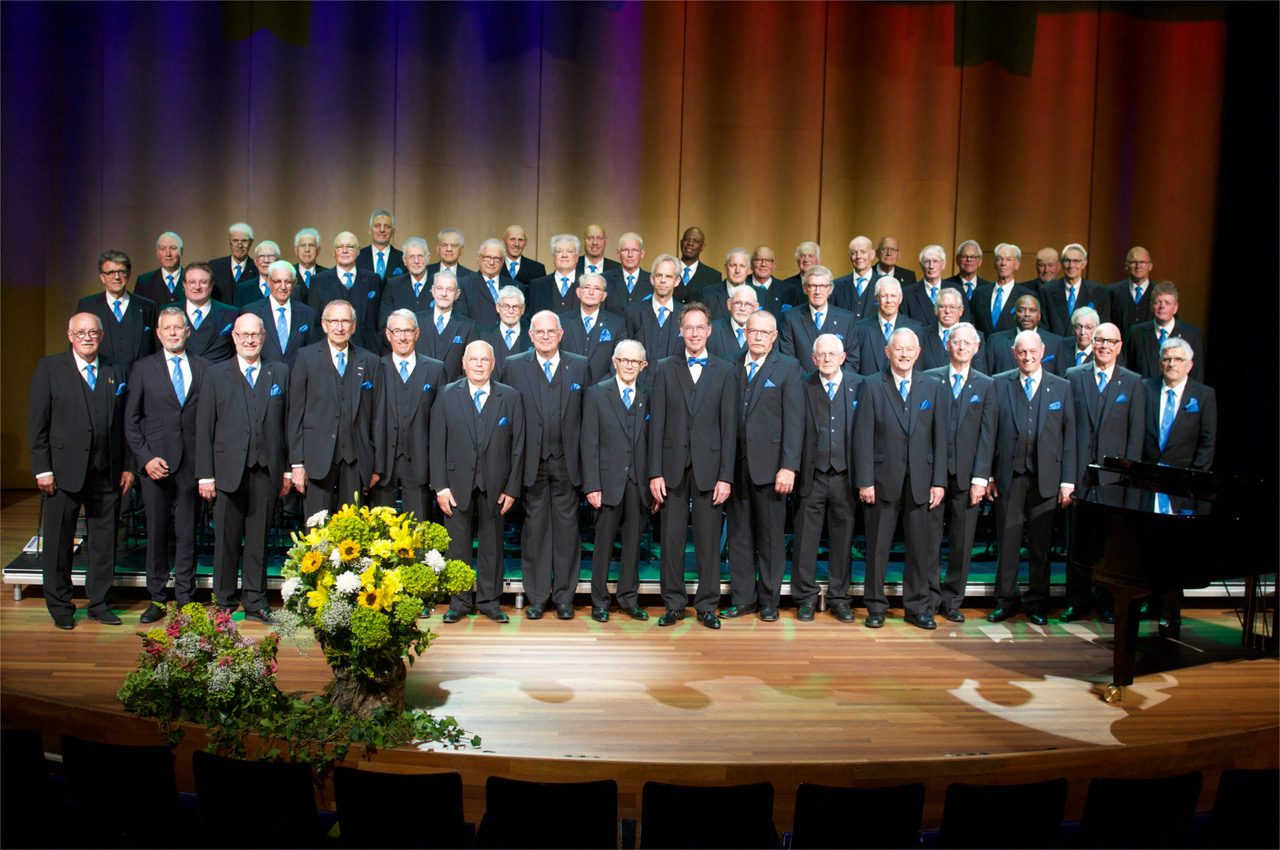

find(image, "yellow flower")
[392,533,416,560]
[369,539,395,561]
[306,587,328,609]
[336,539,361,561]
[359,563,378,590]
[299,552,325,574]
[322,572,336,588]
[303,528,324,547]
[357,586,381,609]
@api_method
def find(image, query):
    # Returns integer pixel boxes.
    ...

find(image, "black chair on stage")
[1203,767,1280,849]
[191,750,324,848]
[473,775,619,849]
[2,729,66,849]
[1075,771,1202,849]
[937,778,1067,849]
[333,766,468,848]
[60,733,187,848]
[790,782,925,848]
[639,780,780,848]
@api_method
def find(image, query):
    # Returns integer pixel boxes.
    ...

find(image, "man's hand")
[586,490,603,510]
[368,473,381,490]
[144,458,170,480]
[649,476,666,506]
[859,485,876,505]
[712,480,731,506]
[120,471,135,495]
[986,481,999,501]
[969,483,987,505]
[1058,485,1074,507]
[928,485,945,509]
[437,490,456,517]
[36,474,56,496]
[292,466,308,495]
[279,476,293,498]
[498,493,515,514]
[199,482,217,501]
[774,468,795,495]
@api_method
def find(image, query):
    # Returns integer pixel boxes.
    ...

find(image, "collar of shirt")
[652,297,673,317]
[483,277,500,290]
[995,281,1014,295]
[579,307,600,322]
[555,270,577,286]
[500,321,521,333]
[584,256,606,270]
[440,263,457,274]
[538,354,560,374]
[878,313,897,327]
[1076,344,1093,357]
[753,276,773,289]
[683,261,700,275]
[809,305,827,322]
[376,249,387,265]
[1163,377,1188,399]
[336,263,357,277]
[188,299,215,318]
[1023,368,1044,387]
[876,264,895,277]
[892,372,912,393]
[395,356,414,375]
[1093,364,1112,383]
[237,355,261,373]
[959,273,977,284]
[505,255,520,267]
[297,263,316,273]
[731,319,747,331]
[110,292,131,312]
[685,348,705,364]
[467,380,492,402]
[433,307,452,326]
[616,377,636,397]
[949,366,968,385]
[1156,318,1177,334]
[746,353,767,371]
[328,342,350,364]
[410,274,427,286]
[823,371,843,392]
[73,351,99,373]
[1132,279,1148,296]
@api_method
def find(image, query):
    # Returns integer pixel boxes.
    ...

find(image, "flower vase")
[326,661,407,719]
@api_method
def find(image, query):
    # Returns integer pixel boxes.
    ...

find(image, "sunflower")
[306,587,328,610]
[392,534,416,560]
[357,586,382,609]
[299,552,325,574]
[336,539,361,562]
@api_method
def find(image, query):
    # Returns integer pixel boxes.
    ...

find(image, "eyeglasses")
[229,238,252,246]
[958,254,982,261]
[803,283,832,290]
[1160,356,1189,364]
[1093,337,1121,346]
[71,330,104,340]
[745,329,775,337]
[324,318,354,327]
[681,325,710,334]
[387,328,418,337]
[465,357,494,364]
[497,303,523,311]
[101,270,129,278]
[256,253,280,260]
[614,358,644,368]
[1062,258,1086,265]
[234,332,265,340]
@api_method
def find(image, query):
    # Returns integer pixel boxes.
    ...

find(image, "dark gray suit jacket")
[559,309,624,384]
[648,353,738,491]
[381,353,446,488]
[991,370,1076,499]
[125,351,210,481]
[414,310,478,382]
[734,350,804,486]
[308,267,385,352]
[796,369,864,498]
[28,352,130,491]
[1066,364,1146,486]
[779,304,859,365]
[429,378,525,510]
[195,357,289,491]
[852,314,924,376]
[502,349,588,489]
[244,297,320,368]
[924,365,996,484]
[1141,377,1215,471]
[581,378,651,507]
[287,342,385,484]
[853,369,949,503]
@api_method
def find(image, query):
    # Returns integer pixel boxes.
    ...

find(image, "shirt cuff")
[35,472,53,481]
[198,478,215,485]
[970,477,988,487]
[436,488,451,497]
[1060,482,1075,492]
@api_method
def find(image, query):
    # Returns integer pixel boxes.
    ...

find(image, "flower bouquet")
[275,504,475,717]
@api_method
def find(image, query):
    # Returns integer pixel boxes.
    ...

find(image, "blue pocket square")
[1043,353,1055,362]
[220,323,234,335]
[361,380,373,389]
[367,290,377,299]
[570,382,582,391]
[850,399,858,410]
[1116,393,1128,402]
[919,399,931,410]
[835,333,844,340]
[498,416,508,426]
[423,382,433,391]
[645,413,650,420]
[1185,398,1200,412]
[298,324,308,333]
[143,326,151,333]
[1086,301,1095,309]
[270,383,282,396]
[452,335,463,344]
[599,328,612,342]
[1049,400,1062,410]
[969,394,981,403]
[116,382,127,395]
[780,304,792,312]
[765,379,777,388]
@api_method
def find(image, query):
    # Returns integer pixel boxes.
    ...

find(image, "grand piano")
[1068,458,1275,702]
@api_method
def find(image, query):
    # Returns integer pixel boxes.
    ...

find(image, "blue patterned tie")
[436,315,445,334]
[682,267,691,285]
[627,274,635,293]
[171,356,185,405]
[85,364,96,391]
[856,276,866,297]
[398,359,408,383]
[883,321,891,343]
[335,351,346,377]
[344,272,353,289]
[473,388,484,412]
[827,381,836,400]
[1024,375,1034,401]
[584,316,593,334]
[747,361,757,382]
[192,308,202,330]
[658,306,668,327]
[1097,371,1107,394]
[504,328,515,350]
[488,280,499,302]
[622,387,633,409]
[245,365,256,388]
[930,285,938,304]
[277,307,288,352]
[736,327,744,347]
[376,252,386,278]
[1159,388,1175,450]
[544,361,553,383]
[1067,285,1077,315]
[814,310,824,330]
[688,357,707,367]
[1134,285,1143,304]
[559,277,570,298]
[952,373,962,400]
[166,274,175,294]
[899,379,909,402]
[991,286,1004,326]
[509,261,517,278]
[113,300,124,321]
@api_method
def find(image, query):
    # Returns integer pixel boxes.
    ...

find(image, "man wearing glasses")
[307,232,385,352]
[479,285,531,380]
[208,222,255,304]
[29,313,135,630]
[779,265,858,366]
[1040,243,1109,336]
[236,240,282,308]
[1107,246,1155,333]
[77,249,157,375]
[873,236,916,286]
[920,287,982,372]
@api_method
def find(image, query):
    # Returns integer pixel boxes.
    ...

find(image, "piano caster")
[1103,684,1126,703]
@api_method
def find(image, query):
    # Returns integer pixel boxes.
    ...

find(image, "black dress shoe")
[796,605,816,622]
[697,611,721,630]
[87,609,123,626]
[590,607,609,623]
[139,603,166,624]
[442,608,465,624]
[864,612,885,628]
[556,604,575,620]
[1028,611,1049,626]
[52,614,76,631]
[622,606,649,621]
[418,606,433,619]
[760,606,779,622]
[484,608,510,624]
[525,604,545,620]
[1058,605,1089,622]
[657,610,685,627]
[987,606,1019,623]
[906,612,937,630]
[243,608,274,625]
[1099,609,1115,624]
[941,607,965,623]
[829,604,856,623]
[719,603,759,619]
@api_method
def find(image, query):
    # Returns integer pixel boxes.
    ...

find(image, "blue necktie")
[952,373,962,399]
[504,328,515,350]
[488,279,499,302]
[682,267,691,285]
[1159,388,1176,450]
[627,274,635,293]
[234,263,244,282]
[260,281,269,298]
[335,351,346,377]
[622,387,633,409]
[1077,350,1087,366]
[930,285,938,304]
[413,281,422,298]
[883,321,891,343]
[509,261,518,278]
[559,277,570,297]
[113,300,124,321]
[688,357,707,367]
[658,306,668,327]
[376,252,386,278]
[966,282,974,301]
[1134,285,1144,304]
[277,307,288,352]
[1024,375,1034,401]
[735,327,744,347]
[1067,285,1077,315]
[436,315,445,334]
[399,360,409,382]
[584,316,593,334]
[827,380,836,400]
[1158,327,1168,345]
[166,274,175,294]
[85,364,96,391]
[1097,371,1107,393]
[942,328,950,347]
[192,308,202,330]
[814,310,824,330]
[171,356,185,405]
[245,365,256,388]
[474,388,485,412]
[544,361,553,383]
[991,287,1004,326]
[899,379,909,402]
[747,361,757,382]
[303,269,311,288]
[343,272,353,289]
[856,276,866,297]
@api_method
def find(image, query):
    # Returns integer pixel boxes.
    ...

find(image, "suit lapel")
[349,355,364,421]
[883,372,909,431]
[1084,371,1101,427]
[746,353,778,417]
[675,358,696,417]
[477,386,500,448]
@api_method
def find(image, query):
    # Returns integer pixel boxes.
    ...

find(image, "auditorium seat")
[937,778,1067,848]
[60,733,187,847]
[639,780,780,848]
[473,775,618,848]
[790,782,925,848]
[1075,771,1202,848]
[192,750,324,848]
[2,729,66,849]
[1203,767,1280,848]
[333,766,468,848]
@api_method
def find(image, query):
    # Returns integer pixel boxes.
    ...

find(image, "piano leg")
[1099,582,1149,702]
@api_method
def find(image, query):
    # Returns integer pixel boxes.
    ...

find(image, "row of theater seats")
[2,728,1275,848]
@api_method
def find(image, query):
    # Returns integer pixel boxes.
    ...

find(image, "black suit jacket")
[779,304,859,366]
[756,279,804,318]
[676,261,721,301]
[852,314,925,376]
[414,310,478,381]
[207,254,250,304]
[459,275,504,330]
[985,326,1067,377]
[560,309,624,384]
[287,343,385,484]
[528,271,580,316]
[243,298,320,367]
[648,353,739,491]
[195,357,289,491]
[28,352,130,491]
[1038,278,1109,336]
[796,369,865,498]
[853,369,949,503]
[1107,279,1154,333]
[502,257,545,289]
[735,350,804,486]
[917,325,990,374]
[576,256,620,276]
[234,276,272,309]
[901,281,971,326]
[581,377,652,506]
[924,366,996,483]
[874,265,916,287]
[623,299,685,381]
[125,351,209,480]
[707,318,748,360]
[603,267,651,315]
[381,353,446,488]
[1123,319,1205,383]
[77,292,157,374]
[1066,364,1146,486]
[134,267,184,308]
[426,262,476,291]
[694,280,743,323]
[428,378,525,509]
[307,267,385,352]
[379,274,434,332]
[990,370,1076,499]
[941,274,992,312]
[293,263,327,305]
[177,299,239,363]
[481,323,532,382]
[502,350,588,488]
[831,271,878,320]
[357,245,405,280]
[1141,378,1216,470]
[971,281,1035,337]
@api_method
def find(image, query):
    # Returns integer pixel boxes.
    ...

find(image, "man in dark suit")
[676,226,720,300]
[873,236,917,287]
[582,340,654,623]
[1061,321,1146,623]
[307,232,384,353]
[744,245,799,316]
[125,306,209,622]
[356,209,404,281]
[854,328,949,629]
[941,239,992,306]
[697,249,759,323]
[560,273,623,384]
[433,340,525,624]
[577,224,621,276]
[173,263,238,363]
[288,300,385,517]
[426,228,475,290]
[133,232,185,308]
[972,243,1035,339]
[371,309,445,524]
[459,238,508,330]
[776,241,821,295]
[706,283,757,360]
[1107,246,1155,333]
[624,255,685,383]
[603,232,650,315]
[501,224,545,288]
[503,311,588,620]
[919,288,984,373]
[924,323,995,623]
[793,334,864,623]
[415,270,478,381]
[481,285,531,381]
[292,227,327,299]
[196,313,289,622]
[831,236,879,319]
[208,222,255,304]
[985,295,1068,377]
[904,245,971,325]
[1039,243,1110,336]
[1065,306,1101,369]
[29,313,135,629]
[852,277,923,376]
[648,302,738,630]
[1123,281,1205,382]
[78,249,157,376]
[528,233,582,316]
[780,265,859,364]
[1025,247,1062,294]
[234,241,280,308]
[243,261,319,367]
[378,237,433,332]
[720,311,803,622]
[987,330,1076,625]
